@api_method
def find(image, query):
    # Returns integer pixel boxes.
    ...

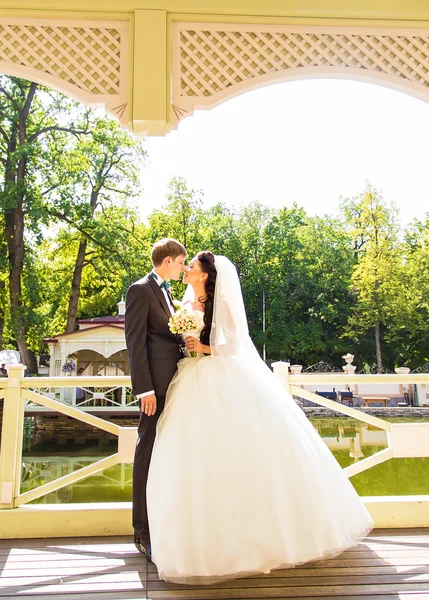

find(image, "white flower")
[168,308,203,335]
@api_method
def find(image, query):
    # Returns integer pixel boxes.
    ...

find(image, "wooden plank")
[0,582,147,595]
[0,596,427,600]
[0,536,132,549]
[3,564,429,578]
[161,574,429,588]
[0,534,426,554]
[291,551,429,562]
[1,544,428,559]
[1,552,429,569]
[1,586,429,599]
[368,528,429,536]
[2,576,429,595]
[0,542,135,553]
[3,554,428,569]
[0,597,427,600]
[0,533,403,550]
[0,558,145,570]
[148,584,429,599]
[306,557,429,567]
[3,572,429,588]
[0,547,138,557]
[2,553,428,569]
[0,529,424,548]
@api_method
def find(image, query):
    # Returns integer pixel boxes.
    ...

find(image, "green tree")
[391,215,429,367]
[148,177,203,249]
[0,76,90,372]
[341,184,405,372]
[296,215,355,365]
[44,116,146,332]
[37,210,152,341]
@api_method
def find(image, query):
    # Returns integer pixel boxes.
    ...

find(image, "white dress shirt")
[137,270,174,401]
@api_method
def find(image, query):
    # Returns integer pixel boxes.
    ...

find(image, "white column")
[273,361,291,392]
[0,365,26,508]
[49,344,55,377]
[59,342,67,403]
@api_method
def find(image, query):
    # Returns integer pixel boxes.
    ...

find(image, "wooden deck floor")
[1,529,429,599]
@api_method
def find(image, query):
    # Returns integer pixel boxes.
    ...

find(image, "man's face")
[168,254,186,281]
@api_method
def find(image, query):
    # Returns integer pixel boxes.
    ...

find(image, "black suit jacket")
[125,274,182,397]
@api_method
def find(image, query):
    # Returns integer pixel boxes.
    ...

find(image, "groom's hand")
[141,393,157,416]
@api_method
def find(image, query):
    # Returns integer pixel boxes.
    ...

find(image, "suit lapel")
[166,288,175,311]
[147,273,171,319]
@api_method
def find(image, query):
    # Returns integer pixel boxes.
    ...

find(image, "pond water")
[21,417,429,503]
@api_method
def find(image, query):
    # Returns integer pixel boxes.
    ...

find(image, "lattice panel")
[174,24,429,102]
[0,22,123,96]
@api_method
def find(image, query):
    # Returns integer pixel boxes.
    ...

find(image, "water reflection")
[21,418,429,502]
[21,459,133,504]
[312,418,388,462]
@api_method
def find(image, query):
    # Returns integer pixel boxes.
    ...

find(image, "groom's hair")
[151,238,187,267]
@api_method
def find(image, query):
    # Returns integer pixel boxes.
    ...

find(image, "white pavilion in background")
[44,300,128,377]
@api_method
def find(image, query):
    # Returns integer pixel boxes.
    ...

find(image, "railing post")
[0,364,26,509]
[71,386,76,407]
[272,361,291,393]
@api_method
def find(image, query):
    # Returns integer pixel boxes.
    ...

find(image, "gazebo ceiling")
[1,1,429,135]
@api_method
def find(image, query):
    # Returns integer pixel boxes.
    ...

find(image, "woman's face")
[183,256,207,286]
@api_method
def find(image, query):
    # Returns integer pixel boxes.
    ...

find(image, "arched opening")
[173,67,429,127]
[76,349,129,377]
[171,23,429,131]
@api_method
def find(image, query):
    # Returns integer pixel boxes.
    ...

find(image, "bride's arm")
[184,337,211,355]
[198,342,211,355]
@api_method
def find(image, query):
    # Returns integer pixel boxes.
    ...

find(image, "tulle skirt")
[147,355,373,584]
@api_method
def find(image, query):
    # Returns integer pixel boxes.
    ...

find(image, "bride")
[146,251,373,585]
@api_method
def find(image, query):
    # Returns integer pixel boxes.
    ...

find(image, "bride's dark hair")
[197,251,217,346]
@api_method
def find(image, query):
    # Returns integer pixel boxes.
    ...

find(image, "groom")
[125,238,187,560]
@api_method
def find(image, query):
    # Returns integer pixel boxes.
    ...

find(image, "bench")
[362,396,390,407]
[316,390,337,401]
[338,390,354,407]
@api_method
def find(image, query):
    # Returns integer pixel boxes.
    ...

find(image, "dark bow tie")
[151,271,171,292]
[160,280,172,292]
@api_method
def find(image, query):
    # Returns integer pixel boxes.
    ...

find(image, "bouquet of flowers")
[62,358,76,374]
[168,308,204,357]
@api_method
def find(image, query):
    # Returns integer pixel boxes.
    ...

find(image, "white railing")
[0,363,429,510]
[0,366,136,508]
[273,362,429,478]
[27,382,138,410]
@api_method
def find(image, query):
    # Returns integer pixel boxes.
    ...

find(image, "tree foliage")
[1,75,428,372]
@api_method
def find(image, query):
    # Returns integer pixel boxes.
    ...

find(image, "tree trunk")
[0,235,6,348]
[64,188,99,333]
[2,82,39,374]
[375,319,383,373]
[0,279,5,349]
[65,238,88,333]
[5,205,38,373]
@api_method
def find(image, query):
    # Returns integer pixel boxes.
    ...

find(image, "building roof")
[43,323,125,343]
[77,315,125,325]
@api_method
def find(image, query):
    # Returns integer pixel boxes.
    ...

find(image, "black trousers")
[132,394,165,539]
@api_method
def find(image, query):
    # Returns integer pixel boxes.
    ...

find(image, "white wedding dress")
[146,258,373,585]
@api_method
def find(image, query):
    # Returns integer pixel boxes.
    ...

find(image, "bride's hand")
[185,336,203,353]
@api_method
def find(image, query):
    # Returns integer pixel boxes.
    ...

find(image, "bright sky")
[140,79,429,227]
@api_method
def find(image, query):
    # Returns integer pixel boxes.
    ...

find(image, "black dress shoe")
[134,535,152,562]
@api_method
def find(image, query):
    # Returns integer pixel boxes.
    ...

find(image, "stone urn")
[342,353,354,365]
